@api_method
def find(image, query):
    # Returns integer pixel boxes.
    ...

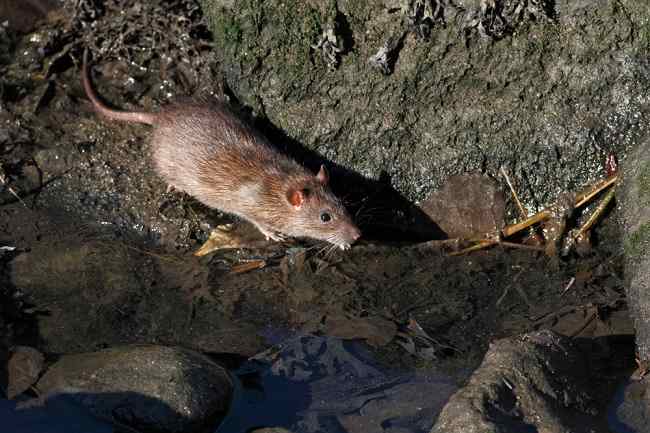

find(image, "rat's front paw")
[257,225,287,242]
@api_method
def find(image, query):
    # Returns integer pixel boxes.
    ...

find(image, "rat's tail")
[82,49,156,125]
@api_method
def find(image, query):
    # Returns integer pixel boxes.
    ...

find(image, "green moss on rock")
[625,222,650,260]
[219,14,242,46]
[637,160,650,202]
[271,1,323,80]
[201,0,650,204]
[202,0,327,98]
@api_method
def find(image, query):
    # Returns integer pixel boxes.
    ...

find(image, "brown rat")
[81,51,361,249]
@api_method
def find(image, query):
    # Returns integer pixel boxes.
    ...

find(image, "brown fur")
[81,52,361,248]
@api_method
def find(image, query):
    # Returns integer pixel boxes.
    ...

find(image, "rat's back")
[150,101,292,213]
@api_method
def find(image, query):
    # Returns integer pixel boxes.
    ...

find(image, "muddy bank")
[4,199,631,377]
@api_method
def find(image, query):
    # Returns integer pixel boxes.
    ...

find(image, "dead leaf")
[321,312,398,347]
[394,318,458,360]
[194,226,268,256]
[419,174,506,239]
[280,248,308,286]
[230,260,266,274]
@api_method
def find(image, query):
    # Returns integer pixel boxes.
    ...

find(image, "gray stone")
[619,134,650,361]
[615,123,650,433]
[201,0,650,211]
[610,379,650,433]
[431,330,601,433]
[35,345,232,433]
[33,148,73,180]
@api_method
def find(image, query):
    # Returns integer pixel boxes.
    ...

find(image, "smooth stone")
[35,345,232,433]
[431,330,600,433]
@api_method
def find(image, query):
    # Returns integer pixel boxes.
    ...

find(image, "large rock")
[431,330,602,433]
[35,345,232,433]
[202,0,650,210]
[609,379,650,433]
[614,127,650,433]
[620,134,650,362]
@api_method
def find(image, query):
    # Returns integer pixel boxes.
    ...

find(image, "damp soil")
[0,0,638,430]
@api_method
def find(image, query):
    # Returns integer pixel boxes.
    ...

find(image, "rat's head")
[284,165,361,249]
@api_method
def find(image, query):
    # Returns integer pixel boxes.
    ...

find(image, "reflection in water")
[0,334,457,433]
[0,394,112,433]
[216,333,457,433]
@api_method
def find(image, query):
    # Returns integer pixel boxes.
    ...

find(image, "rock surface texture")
[614,128,650,433]
[610,378,650,433]
[431,330,602,433]
[35,345,232,433]
[202,0,650,210]
[620,134,650,362]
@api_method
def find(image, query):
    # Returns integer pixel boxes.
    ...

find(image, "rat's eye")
[320,212,332,223]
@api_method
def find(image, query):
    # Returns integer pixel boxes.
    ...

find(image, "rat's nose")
[349,226,361,243]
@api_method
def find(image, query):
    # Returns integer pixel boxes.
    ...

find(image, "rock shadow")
[0,390,225,433]
[0,246,42,400]
[224,87,446,244]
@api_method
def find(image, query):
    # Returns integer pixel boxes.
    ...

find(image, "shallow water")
[0,395,113,433]
[0,334,457,433]
[218,335,458,433]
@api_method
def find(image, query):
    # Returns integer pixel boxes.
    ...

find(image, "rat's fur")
[82,51,360,248]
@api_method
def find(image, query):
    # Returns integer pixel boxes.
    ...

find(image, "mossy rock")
[202,0,650,209]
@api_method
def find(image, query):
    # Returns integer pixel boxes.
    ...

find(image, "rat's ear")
[287,188,306,209]
[316,165,329,185]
